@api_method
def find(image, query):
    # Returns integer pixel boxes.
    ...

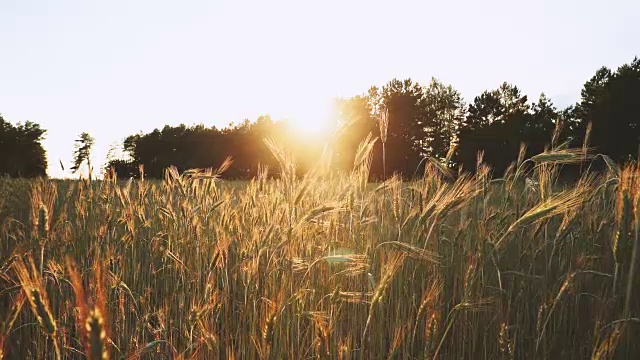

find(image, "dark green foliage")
[110,116,286,179]
[456,83,557,175]
[0,114,47,178]
[335,78,465,179]
[572,57,640,162]
[71,132,95,174]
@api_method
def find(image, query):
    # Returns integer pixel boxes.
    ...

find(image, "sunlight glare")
[284,101,338,142]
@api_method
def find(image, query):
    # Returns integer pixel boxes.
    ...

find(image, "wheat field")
[1,139,639,359]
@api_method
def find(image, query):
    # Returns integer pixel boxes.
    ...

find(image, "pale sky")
[0,0,638,178]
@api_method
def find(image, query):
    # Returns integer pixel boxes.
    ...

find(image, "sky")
[0,0,638,178]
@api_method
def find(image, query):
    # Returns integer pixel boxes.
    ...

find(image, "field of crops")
[1,140,639,359]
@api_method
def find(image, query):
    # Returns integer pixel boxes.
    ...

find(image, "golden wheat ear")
[86,308,108,360]
[12,255,60,359]
[66,256,89,341]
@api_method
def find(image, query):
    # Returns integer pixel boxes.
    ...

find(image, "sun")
[286,115,331,138]
[284,105,337,142]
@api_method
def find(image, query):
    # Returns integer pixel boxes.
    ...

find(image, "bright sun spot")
[284,102,337,142]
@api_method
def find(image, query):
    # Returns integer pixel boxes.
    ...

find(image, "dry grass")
[0,138,639,359]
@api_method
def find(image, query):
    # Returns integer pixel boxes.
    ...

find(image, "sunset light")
[284,116,334,141]
[2,1,640,358]
[282,102,338,142]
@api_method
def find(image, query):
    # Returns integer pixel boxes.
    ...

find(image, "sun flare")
[283,105,338,142]
[286,116,331,138]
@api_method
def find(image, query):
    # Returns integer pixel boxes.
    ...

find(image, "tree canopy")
[571,58,640,162]
[71,132,95,174]
[0,114,47,178]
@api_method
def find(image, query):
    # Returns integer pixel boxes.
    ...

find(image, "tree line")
[1,57,639,179]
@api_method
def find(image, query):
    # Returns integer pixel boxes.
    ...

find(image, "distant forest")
[2,57,639,179]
